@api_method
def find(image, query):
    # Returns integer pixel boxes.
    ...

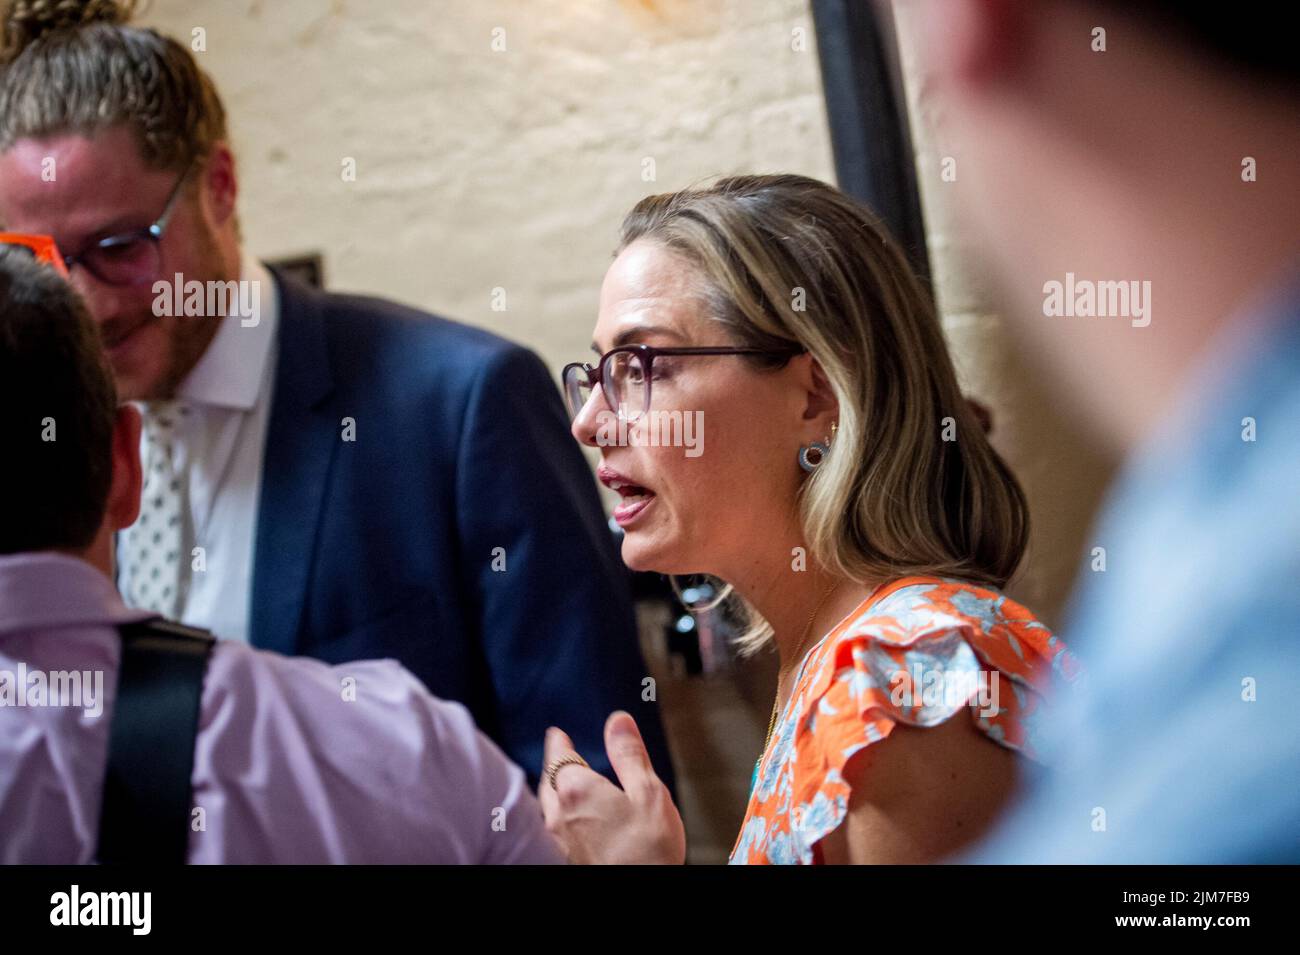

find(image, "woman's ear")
[797,353,839,427]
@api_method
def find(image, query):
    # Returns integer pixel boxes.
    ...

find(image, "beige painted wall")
[143,0,1110,630]
[144,0,835,375]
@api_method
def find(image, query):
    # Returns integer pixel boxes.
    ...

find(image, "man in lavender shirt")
[0,246,563,864]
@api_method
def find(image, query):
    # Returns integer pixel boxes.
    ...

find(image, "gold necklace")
[761,581,839,752]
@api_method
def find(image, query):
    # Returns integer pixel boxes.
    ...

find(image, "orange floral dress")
[729,576,1080,865]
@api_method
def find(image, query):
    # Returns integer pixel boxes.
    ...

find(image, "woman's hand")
[539,711,686,864]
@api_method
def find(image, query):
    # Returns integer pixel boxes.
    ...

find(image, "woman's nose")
[570,382,605,447]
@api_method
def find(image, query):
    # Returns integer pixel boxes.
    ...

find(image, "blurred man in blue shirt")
[905,0,1300,861]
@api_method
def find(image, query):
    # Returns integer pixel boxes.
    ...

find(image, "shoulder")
[839,577,1044,639]
[323,289,518,360]
[273,266,537,385]
[205,639,449,727]
[793,577,1077,776]
[748,577,1073,862]
[191,641,538,862]
[823,577,1076,690]
[200,641,504,777]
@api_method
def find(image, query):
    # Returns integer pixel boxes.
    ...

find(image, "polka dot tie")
[122,401,193,618]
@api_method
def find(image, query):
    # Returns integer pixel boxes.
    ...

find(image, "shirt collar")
[175,253,280,412]
[0,552,153,636]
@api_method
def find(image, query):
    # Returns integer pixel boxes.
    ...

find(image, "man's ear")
[105,404,143,533]
[200,141,239,228]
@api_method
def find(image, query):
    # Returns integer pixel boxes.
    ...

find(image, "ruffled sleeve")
[777,585,1078,862]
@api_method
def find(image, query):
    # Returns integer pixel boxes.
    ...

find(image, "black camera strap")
[96,618,216,865]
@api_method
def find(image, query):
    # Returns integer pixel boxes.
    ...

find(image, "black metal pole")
[811,0,932,291]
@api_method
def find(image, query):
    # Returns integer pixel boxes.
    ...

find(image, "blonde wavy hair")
[617,174,1029,652]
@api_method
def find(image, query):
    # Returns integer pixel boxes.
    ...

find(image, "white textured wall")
[144,0,835,375]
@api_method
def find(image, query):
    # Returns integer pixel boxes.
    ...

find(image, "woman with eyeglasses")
[539,174,1080,865]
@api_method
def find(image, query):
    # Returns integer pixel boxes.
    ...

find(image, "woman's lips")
[598,466,657,528]
[612,492,655,527]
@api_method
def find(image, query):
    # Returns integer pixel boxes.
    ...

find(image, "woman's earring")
[799,421,837,473]
[798,440,829,472]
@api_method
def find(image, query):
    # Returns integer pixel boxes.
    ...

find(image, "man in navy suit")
[0,3,672,788]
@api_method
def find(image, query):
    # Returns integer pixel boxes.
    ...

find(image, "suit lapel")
[248,267,337,655]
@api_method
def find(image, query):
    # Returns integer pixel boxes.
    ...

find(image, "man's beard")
[154,310,225,400]
[124,226,233,401]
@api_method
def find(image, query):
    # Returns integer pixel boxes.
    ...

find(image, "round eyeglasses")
[58,159,195,288]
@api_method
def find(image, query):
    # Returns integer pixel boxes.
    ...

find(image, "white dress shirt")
[118,253,278,642]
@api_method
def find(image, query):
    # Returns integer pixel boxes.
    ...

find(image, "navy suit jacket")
[248,266,674,790]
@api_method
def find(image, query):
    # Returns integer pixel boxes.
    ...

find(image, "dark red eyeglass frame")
[561,342,801,420]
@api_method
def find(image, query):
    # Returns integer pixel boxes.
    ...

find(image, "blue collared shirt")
[966,279,1300,863]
